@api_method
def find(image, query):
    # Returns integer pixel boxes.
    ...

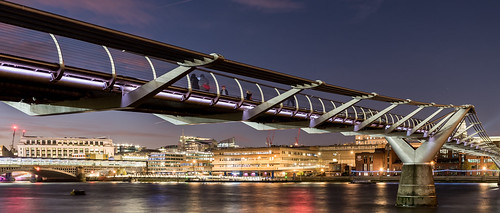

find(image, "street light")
[192,160,197,175]
[11,125,17,152]
[430,161,435,175]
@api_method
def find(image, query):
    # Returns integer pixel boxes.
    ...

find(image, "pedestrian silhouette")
[245,90,252,100]
[220,85,229,96]
[190,74,200,90]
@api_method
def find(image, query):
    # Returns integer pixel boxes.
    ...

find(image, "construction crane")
[294,129,300,147]
[266,130,275,147]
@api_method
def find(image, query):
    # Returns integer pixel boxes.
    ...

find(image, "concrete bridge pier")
[386,108,470,208]
[492,158,500,186]
[76,167,86,182]
[396,163,436,207]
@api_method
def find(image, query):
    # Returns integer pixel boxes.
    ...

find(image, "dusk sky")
[1,0,500,148]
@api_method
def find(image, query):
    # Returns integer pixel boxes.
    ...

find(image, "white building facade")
[17,136,114,159]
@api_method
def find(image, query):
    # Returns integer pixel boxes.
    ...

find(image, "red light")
[22,129,26,133]
[12,125,18,130]
[35,167,40,172]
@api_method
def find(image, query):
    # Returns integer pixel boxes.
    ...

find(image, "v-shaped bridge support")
[385,107,471,207]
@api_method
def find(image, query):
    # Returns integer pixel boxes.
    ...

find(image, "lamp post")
[430,161,435,176]
[192,160,197,175]
[11,125,17,153]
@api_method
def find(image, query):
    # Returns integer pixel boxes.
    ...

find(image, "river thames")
[0,182,498,212]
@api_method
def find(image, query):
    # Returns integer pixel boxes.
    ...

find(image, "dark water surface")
[0,182,498,213]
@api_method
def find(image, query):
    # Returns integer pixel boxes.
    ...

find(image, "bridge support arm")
[355,99,410,131]
[385,137,416,163]
[121,66,195,107]
[415,108,471,163]
[309,93,376,128]
[407,108,444,136]
[462,131,481,142]
[425,112,455,137]
[453,123,477,138]
[121,53,222,108]
[242,80,322,121]
[385,105,430,134]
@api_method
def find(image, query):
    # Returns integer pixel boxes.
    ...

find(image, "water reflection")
[0,182,497,212]
[374,183,388,206]
[287,185,315,212]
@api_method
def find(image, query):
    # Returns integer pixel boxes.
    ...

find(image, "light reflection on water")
[0,182,497,212]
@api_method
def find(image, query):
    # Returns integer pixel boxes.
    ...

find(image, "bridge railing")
[1,21,484,137]
[0,21,444,133]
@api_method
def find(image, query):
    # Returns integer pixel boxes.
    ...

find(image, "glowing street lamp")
[11,125,18,152]
[192,160,197,175]
[430,161,435,175]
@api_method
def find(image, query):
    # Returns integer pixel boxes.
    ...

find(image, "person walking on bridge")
[220,85,229,96]
[190,74,200,90]
[199,74,210,92]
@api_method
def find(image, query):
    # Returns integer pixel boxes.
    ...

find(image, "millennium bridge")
[0,1,499,207]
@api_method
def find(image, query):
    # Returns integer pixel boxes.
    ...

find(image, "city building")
[148,152,186,174]
[178,136,217,152]
[212,146,319,177]
[217,137,239,148]
[114,143,145,154]
[113,151,149,161]
[86,153,109,160]
[306,143,387,175]
[185,151,214,174]
[355,148,387,176]
[0,145,15,157]
[355,135,387,145]
[17,136,114,159]
[147,151,214,175]
[462,155,497,176]
[159,145,179,152]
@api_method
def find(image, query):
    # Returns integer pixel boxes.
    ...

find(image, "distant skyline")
[1,0,500,148]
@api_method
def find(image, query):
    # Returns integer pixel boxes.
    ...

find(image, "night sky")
[1,0,500,148]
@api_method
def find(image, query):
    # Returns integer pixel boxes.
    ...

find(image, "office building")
[114,144,144,154]
[217,137,239,148]
[212,146,319,177]
[147,151,214,175]
[178,136,217,152]
[17,136,114,159]
[355,135,387,145]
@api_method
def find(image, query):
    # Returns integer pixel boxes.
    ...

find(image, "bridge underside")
[1,1,500,208]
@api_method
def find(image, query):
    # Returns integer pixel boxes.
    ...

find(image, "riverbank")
[97,175,500,183]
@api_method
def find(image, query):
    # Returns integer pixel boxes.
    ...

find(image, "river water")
[0,182,498,213]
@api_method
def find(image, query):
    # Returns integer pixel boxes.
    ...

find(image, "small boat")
[70,189,86,196]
